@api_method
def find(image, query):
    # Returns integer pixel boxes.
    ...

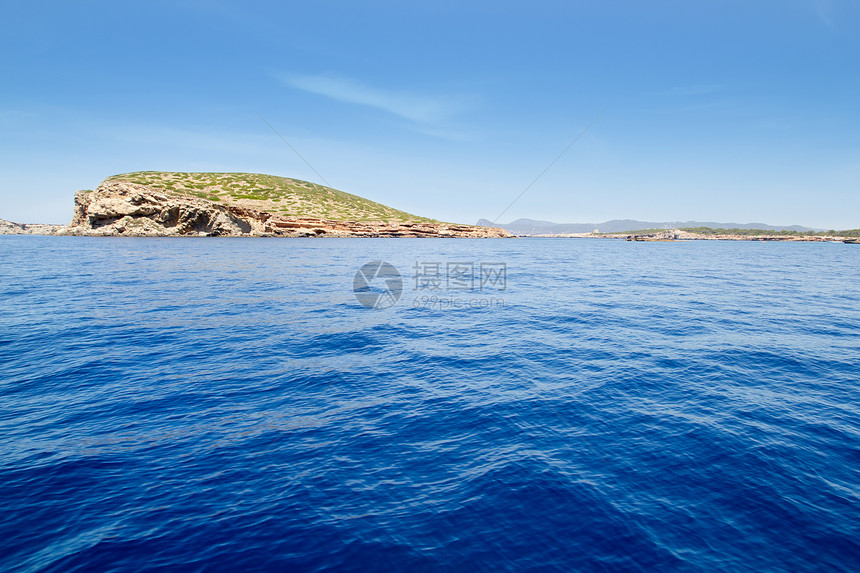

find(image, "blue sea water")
[1,235,858,572]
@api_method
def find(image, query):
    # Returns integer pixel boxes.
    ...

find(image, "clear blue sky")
[1,0,858,228]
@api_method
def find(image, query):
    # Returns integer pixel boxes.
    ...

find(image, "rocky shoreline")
[0,219,66,235]
[3,179,854,242]
[519,229,857,242]
[612,229,851,242]
[1,180,510,238]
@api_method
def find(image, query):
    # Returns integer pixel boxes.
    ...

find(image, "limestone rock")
[0,218,66,235]
[62,180,511,238]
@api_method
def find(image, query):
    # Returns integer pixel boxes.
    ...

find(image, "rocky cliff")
[0,218,65,235]
[58,180,510,238]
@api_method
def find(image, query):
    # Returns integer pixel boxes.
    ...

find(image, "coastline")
[0,180,510,239]
[510,230,858,243]
[3,223,856,242]
[5,173,852,241]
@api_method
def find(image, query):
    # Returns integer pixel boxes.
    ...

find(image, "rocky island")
[0,172,510,238]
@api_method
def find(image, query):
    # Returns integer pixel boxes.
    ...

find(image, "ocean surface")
[1,236,858,572]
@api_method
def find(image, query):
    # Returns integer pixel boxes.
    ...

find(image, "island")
[560,229,859,242]
[5,173,857,242]
[0,172,511,238]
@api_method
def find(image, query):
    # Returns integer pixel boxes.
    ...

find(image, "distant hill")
[475,218,817,235]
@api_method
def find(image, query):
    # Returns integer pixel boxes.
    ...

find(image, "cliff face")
[64,180,511,238]
[0,219,65,235]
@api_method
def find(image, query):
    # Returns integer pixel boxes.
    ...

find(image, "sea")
[1,236,858,572]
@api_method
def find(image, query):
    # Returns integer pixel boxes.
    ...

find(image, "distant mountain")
[475,218,817,235]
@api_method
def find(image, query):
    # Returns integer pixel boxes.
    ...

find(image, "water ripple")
[1,236,859,572]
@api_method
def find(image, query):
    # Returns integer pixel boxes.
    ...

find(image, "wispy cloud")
[649,85,730,115]
[412,125,481,141]
[813,0,835,27]
[652,100,733,115]
[662,84,725,97]
[276,72,472,125]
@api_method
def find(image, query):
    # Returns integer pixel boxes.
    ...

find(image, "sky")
[1,0,858,228]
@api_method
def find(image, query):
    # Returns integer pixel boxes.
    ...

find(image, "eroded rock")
[62,181,511,238]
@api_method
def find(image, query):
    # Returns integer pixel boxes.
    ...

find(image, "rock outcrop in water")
[61,180,510,238]
[618,229,838,242]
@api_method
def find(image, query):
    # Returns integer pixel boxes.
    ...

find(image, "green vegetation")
[603,227,809,236]
[595,228,667,235]
[679,227,806,236]
[822,228,860,237]
[106,171,437,223]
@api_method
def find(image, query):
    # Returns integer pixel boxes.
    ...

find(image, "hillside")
[107,172,437,223]
[50,173,510,238]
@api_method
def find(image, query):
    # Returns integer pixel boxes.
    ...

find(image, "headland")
[1,172,510,238]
